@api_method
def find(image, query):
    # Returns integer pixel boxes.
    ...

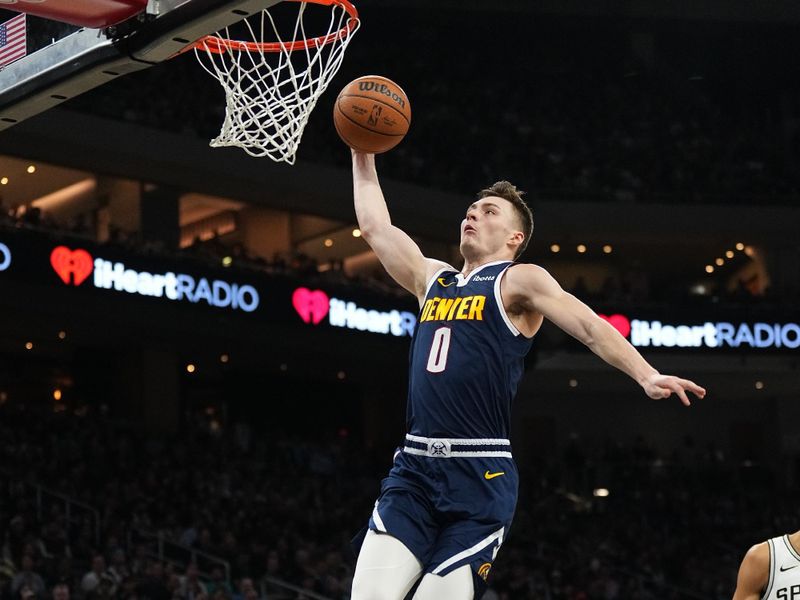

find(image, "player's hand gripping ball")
[333,75,411,154]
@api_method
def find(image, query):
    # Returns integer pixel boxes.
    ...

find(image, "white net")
[194,1,360,164]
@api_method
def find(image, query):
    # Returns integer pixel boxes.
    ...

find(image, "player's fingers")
[667,376,706,399]
[666,381,691,406]
[685,380,706,398]
[674,378,705,398]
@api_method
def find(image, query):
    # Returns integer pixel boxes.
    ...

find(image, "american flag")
[0,13,26,68]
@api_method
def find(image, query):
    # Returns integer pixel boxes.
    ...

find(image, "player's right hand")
[642,373,706,406]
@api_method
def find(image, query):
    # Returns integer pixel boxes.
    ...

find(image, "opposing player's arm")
[503,264,706,405]
[732,542,770,600]
[352,151,447,300]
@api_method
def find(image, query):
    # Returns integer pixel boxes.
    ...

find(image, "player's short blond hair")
[478,181,533,258]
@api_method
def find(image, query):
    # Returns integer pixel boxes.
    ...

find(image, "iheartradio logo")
[50,246,93,286]
[598,313,631,338]
[291,287,416,337]
[292,287,330,324]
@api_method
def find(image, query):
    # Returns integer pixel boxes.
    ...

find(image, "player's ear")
[508,230,524,250]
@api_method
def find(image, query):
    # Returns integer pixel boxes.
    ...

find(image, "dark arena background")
[0,1,800,599]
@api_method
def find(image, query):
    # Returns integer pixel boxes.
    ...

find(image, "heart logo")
[50,246,94,286]
[292,287,330,325]
[598,313,631,338]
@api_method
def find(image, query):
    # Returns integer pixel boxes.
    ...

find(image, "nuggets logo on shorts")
[478,562,492,581]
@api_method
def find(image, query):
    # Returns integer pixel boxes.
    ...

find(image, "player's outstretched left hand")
[643,374,706,406]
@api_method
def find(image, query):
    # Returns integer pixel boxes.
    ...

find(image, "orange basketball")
[333,75,411,154]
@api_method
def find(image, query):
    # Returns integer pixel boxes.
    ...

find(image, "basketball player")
[348,151,706,600]
[733,531,800,599]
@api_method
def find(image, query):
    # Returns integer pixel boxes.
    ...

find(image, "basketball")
[333,75,411,154]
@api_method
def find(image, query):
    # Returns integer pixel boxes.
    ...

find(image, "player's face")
[460,197,521,259]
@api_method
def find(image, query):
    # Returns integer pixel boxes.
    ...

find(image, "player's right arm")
[732,542,770,600]
[352,151,446,301]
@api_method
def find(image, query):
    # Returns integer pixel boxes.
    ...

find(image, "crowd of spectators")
[0,402,794,600]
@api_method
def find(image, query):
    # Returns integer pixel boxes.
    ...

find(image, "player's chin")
[459,238,478,253]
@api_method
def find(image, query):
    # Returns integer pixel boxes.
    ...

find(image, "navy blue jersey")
[407,260,534,439]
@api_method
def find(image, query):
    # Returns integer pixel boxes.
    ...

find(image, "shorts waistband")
[403,433,512,458]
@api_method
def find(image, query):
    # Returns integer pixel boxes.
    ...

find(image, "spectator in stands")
[177,563,206,600]
[51,583,69,600]
[135,561,170,600]
[107,549,129,591]
[10,555,46,600]
[38,521,70,562]
[4,516,28,564]
[204,567,231,599]
[128,545,148,577]
[231,577,254,600]
[81,554,107,595]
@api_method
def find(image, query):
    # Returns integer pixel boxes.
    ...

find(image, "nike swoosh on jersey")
[437,277,455,287]
[484,471,505,480]
[780,564,798,572]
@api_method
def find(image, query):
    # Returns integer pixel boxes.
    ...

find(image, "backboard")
[0,0,281,132]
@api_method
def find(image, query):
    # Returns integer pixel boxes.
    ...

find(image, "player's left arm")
[503,264,706,405]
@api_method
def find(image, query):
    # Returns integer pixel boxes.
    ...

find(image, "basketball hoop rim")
[193,0,359,54]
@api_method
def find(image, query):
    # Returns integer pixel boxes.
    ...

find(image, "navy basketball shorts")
[366,435,518,592]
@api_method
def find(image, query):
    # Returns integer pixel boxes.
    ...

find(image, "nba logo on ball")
[334,75,411,154]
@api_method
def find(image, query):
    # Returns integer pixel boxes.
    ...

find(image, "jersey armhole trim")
[762,538,776,600]
[784,535,800,561]
[494,265,532,338]
[423,264,456,299]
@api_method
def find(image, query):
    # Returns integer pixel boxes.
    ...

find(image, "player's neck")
[460,253,514,277]
[789,531,800,552]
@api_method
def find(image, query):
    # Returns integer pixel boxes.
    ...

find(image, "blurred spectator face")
[199,530,211,546]
[293,549,309,567]
[92,556,106,574]
[112,549,126,567]
[10,515,24,534]
[324,551,340,570]
[243,590,257,600]
[21,555,34,572]
[238,579,254,594]
[98,576,115,597]
[185,563,199,580]
[52,584,69,600]
[322,575,341,595]
[265,551,279,575]
[55,557,72,580]
[166,574,180,592]
[150,562,164,579]
[20,585,35,600]
[210,567,223,582]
